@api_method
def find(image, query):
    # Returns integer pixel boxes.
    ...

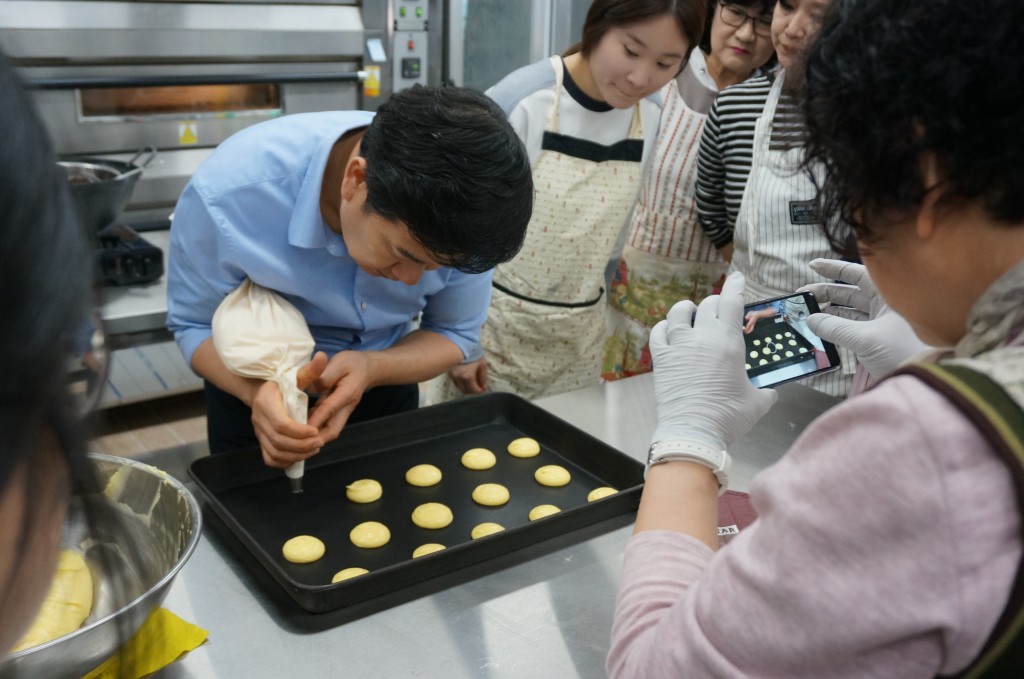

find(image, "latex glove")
[800,258,932,379]
[650,272,779,451]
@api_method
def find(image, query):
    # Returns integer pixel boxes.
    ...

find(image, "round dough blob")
[461,448,497,470]
[772,354,781,361]
[775,333,783,339]
[789,339,798,346]
[406,464,442,487]
[759,358,768,366]
[587,486,618,502]
[799,347,809,353]
[346,478,382,503]
[413,543,446,558]
[753,339,761,346]
[471,522,505,539]
[784,331,793,337]
[749,350,758,359]
[332,567,368,583]
[282,535,325,564]
[535,465,571,487]
[472,483,510,506]
[507,437,541,458]
[350,521,391,548]
[785,351,794,358]
[745,363,752,370]
[529,504,561,521]
[412,502,454,529]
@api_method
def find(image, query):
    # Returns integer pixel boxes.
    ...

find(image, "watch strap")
[646,439,731,494]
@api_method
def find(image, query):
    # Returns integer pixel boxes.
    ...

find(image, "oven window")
[79,84,282,119]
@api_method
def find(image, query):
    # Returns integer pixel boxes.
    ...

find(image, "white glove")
[800,258,932,380]
[650,272,779,452]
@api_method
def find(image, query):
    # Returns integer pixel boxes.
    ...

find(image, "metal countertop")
[136,374,838,678]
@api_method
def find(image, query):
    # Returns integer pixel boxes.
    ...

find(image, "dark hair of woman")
[802,0,1024,252]
[359,83,534,275]
[0,49,141,675]
[568,0,707,64]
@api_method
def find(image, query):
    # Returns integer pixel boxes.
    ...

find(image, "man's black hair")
[359,84,533,274]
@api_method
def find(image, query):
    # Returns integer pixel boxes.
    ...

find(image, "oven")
[0,0,443,407]
[0,0,441,229]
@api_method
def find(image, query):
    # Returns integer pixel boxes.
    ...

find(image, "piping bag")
[212,279,316,493]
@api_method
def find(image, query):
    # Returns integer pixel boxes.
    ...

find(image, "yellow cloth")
[83,608,208,679]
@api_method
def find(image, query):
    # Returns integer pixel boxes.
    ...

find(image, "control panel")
[392,0,428,89]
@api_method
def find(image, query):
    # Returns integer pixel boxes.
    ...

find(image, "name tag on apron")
[789,199,820,225]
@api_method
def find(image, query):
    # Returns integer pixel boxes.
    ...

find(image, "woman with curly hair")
[608,0,1024,675]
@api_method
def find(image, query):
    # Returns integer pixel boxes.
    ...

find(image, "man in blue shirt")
[167,85,533,468]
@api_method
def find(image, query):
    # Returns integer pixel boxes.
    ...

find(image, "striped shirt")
[694,74,775,248]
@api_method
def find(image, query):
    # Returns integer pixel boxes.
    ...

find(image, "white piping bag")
[212,279,316,492]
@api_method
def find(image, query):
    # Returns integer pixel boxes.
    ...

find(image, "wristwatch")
[646,440,731,494]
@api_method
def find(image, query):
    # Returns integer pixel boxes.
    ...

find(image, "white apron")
[730,72,853,396]
[602,70,728,381]
[450,56,645,401]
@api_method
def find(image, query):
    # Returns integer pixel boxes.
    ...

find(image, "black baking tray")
[189,392,644,614]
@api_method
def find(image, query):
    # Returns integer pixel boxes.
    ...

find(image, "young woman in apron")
[603,0,776,381]
[430,0,708,402]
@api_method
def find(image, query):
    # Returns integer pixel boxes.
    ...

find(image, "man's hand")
[250,352,328,468]
[304,350,374,443]
[449,358,487,394]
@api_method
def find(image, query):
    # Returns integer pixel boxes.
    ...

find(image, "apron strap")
[891,363,1024,679]
[492,280,605,308]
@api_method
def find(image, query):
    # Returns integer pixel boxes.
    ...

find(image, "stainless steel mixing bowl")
[0,454,202,678]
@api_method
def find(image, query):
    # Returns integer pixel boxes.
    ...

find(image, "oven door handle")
[21,71,368,90]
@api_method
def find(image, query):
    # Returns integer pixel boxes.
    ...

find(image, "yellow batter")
[345,478,383,503]
[412,502,454,529]
[587,487,618,501]
[471,483,510,506]
[507,437,541,458]
[13,549,93,652]
[461,447,497,470]
[528,504,560,520]
[413,543,446,558]
[405,464,442,487]
[350,521,391,548]
[534,465,571,487]
[471,522,505,539]
[332,567,369,583]
[282,535,325,563]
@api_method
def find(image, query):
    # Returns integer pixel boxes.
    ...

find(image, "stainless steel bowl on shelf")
[0,454,202,679]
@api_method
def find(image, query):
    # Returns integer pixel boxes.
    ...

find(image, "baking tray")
[189,392,644,614]
[745,317,817,378]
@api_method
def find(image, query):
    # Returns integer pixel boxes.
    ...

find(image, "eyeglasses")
[720,4,773,37]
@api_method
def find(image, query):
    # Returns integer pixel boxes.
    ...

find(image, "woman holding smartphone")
[607,0,1024,676]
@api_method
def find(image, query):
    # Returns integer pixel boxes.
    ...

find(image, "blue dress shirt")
[166,111,492,368]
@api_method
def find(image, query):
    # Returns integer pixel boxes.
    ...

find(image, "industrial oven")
[0,0,444,229]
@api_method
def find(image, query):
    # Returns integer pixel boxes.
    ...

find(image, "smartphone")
[742,291,840,388]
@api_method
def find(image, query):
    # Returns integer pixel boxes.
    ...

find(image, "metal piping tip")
[289,477,303,494]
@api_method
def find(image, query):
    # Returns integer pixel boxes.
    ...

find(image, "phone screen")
[742,292,840,388]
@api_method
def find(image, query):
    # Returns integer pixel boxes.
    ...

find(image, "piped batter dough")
[471,522,505,539]
[529,504,560,520]
[350,521,391,548]
[472,483,510,506]
[749,351,758,358]
[413,543,446,558]
[753,339,761,346]
[405,464,442,487]
[587,487,618,502]
[412,502,454,529]
[759,358,768,365]
[786,351,794,358]
[282,535,325,563]
[507,437,541,458]
[461,448,497,470]
[535,465,571,487]
[799,347,809,353]
[346,478,382,503]
[332,567,369,583]
[772,354,781,361]
[789,339,798,346]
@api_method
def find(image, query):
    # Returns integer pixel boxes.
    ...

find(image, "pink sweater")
[608,351,1023,676]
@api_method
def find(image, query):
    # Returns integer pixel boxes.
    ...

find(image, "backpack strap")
[893,363,1024,679]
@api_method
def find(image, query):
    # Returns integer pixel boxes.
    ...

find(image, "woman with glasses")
[603,0,776,380]
[0,49,141,673]
[608,0,1024,675]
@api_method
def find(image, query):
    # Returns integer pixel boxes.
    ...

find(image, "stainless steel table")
[139,374,838,678]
